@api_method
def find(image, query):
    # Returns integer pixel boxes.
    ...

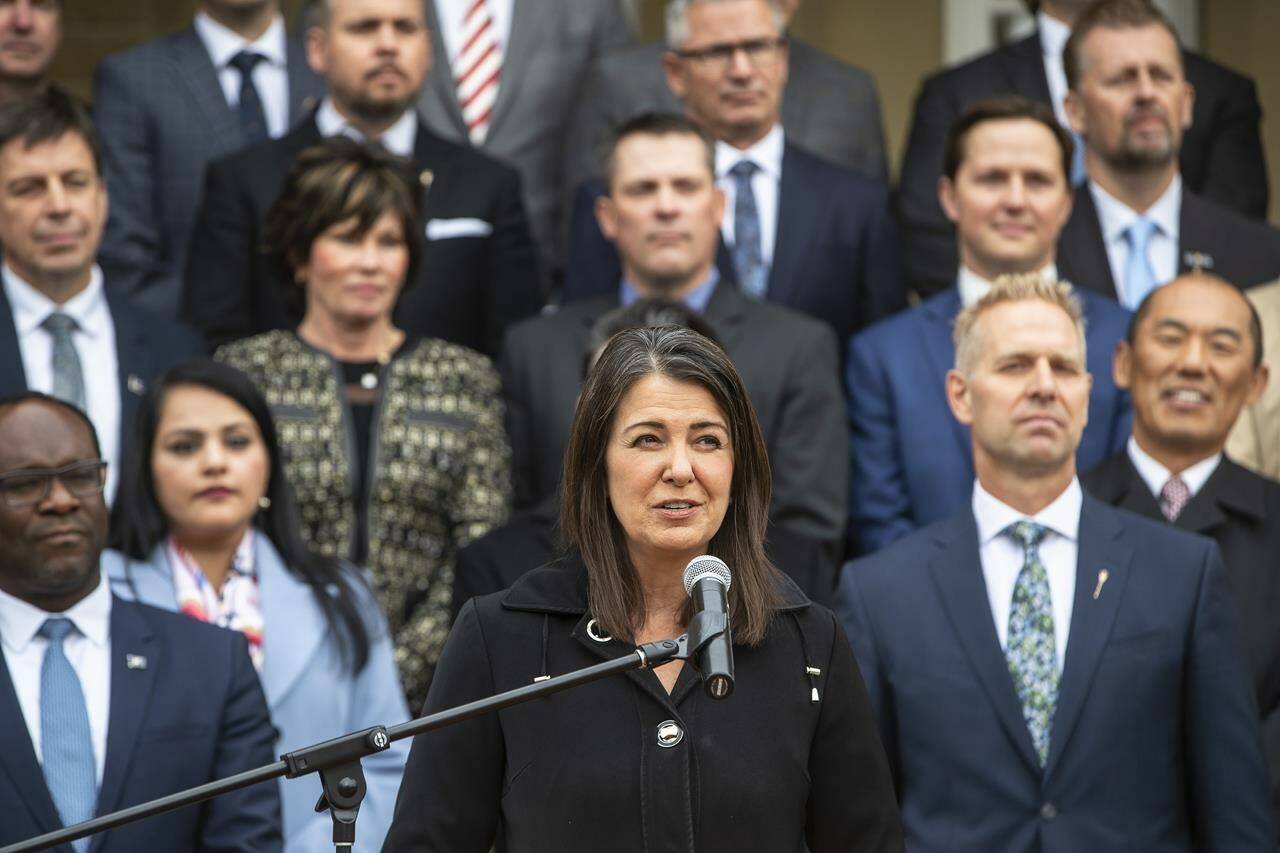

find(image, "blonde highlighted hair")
[953,274,1087,375]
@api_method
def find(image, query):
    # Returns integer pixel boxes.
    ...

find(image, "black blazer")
[499,281,849,544]
[1057,186,1280,300]
[897,31,1271,296]
[1083,452,1280,820]
[0,283,205,449]
[181,111,542,356]
[560,139,907,346]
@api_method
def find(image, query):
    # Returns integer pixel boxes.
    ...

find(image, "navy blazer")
[846,286,1131,556]
[836,495,1275,852]
[0,593,281,852]
[560,140,907,346]
[0,283,205,450]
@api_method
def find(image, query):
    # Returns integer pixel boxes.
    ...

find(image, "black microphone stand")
[1,611,728,853]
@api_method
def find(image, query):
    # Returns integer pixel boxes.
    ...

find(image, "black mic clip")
[634,610,727,670]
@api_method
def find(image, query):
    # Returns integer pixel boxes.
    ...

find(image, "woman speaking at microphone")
[384,327,901,852]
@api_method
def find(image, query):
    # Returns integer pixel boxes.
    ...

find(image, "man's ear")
[1113,339,1133,390]
[1063,89,1086,138]
[595,193,619,242]
[305,26,327,76]
[938,176,960,225]
[1245,363,1270,407]
[946,369,973,426]
[661,51,687,100]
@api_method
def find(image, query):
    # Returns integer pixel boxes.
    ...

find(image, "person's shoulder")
[417,125,520,182]
[215,329,299,365]
[847,514,963,590]
[917,34,1032,97]
[595,40,665,76]
[852,290,952,354]
[407,336,496,373]
[1075,286,1131,326]
[114,595,244,653]
[105,292,205,354]
[743,297,834,340]
[1183,48,1257,97]
[98,27,191,76]
[785,141,886,194]
[1087,496,1217,564]
[788,38,876,91]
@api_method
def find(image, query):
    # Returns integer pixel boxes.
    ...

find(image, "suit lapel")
[702,279,749,352]
[95,600,159,820]
[927,516,1042,774]
[0,286,28,394]
[104,290,148,455]
[920,291,972,464]
[486,0,543,139]
[1058,188,1117,298]
[167,28,242,152]
[998,34,1053,102]
[1044,496,1132,778]
[257,537,325,710]
[768,144,818,303]
[284,36,319,124]
[422,0,469,137]
[1088,453,1163,520]
[1176,190,1214,276]
[0,650,63,836]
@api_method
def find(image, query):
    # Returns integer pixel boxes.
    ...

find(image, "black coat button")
[1040,802,1058,821]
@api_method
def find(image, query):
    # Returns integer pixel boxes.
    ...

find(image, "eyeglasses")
[675,36,787,70]
[0,460,107,508]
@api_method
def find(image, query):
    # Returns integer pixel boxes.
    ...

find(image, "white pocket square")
[425,218,493,240]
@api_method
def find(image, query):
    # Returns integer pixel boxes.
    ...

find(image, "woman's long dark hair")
[109,360,372,672]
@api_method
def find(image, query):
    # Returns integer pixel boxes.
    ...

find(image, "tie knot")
[42,312,77,336]
[1160,475,1191,521]
[729,160,759,182]
[38,617,76,643]
[229,50,265,75]
[1125,216,1158,249]
[1006,520,1048,550]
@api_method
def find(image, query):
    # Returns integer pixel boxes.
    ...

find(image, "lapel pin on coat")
[125,654,148,670]
[1093,569,1110,600]
[1183,251,1215,273]
[127,374,145,395]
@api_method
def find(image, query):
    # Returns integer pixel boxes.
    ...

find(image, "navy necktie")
[38,618,96,850]
[229,50,269,143]
[729,160,767,298]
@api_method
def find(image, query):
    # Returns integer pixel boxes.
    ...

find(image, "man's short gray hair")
[953,274,1088,375]
[665,0,786,49]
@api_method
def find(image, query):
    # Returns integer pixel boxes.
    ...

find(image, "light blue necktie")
[1122,217,1160,309]
[1004,521,1058,767]
[42,313,85,411]
[1069,129,1087,187]
[729,160,767,298]
[39,618,96,850]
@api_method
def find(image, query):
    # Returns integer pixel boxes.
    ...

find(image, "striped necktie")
[39,618,96,851]
[454,0,502,145]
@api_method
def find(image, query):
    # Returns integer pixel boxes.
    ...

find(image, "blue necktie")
[729,160,767,298]
[229,50,269,144]
[1069,129,1087,187]
[1004,521,1057,767]
[1123,217,1160,309]
[41,312,85,411]
[38,618,96,850]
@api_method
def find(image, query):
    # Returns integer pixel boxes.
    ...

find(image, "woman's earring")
[258,495,272,510]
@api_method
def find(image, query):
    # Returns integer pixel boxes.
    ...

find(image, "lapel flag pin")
[419,169,434,190]
[127,374,145,395]
[1093,569,1110,600]
[1183,251,1214,273]
[125,654,147,670]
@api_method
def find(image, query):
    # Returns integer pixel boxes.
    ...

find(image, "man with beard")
[1055,0,1280,309]
[181,0,541,355]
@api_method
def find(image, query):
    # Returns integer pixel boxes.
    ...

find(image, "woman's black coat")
[383,555,903,853]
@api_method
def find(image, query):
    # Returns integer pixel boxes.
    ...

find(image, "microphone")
[682,555,735,700]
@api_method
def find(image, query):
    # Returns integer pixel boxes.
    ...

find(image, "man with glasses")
[0,391,282,852]
[0,88,204,502]
[561,0,905,350]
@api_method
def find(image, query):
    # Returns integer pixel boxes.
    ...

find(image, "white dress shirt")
[1037,12,1072,127]
[3,265,121,503]
[973,477,1082,673]
[1126,435,1221,501]
[717,123,784,269]
[1090,175,1182,306]
[0,576,112,785]
[434,0,513,67]
[957,263,1059,309]
[193,12,290,139]
[315,98,418,158]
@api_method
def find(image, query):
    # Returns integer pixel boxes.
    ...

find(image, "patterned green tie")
[1004,521,1057,766]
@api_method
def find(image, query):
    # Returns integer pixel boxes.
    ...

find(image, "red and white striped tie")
[454,0,502,145]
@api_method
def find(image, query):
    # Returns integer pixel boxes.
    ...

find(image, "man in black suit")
[1055,0,1280,308]
[502,112,848,549]
[1083,272,1280,818]
[0,89,204,503]
[181,0,540,356]
[898,0,1271,296]
[93,0,324,318]
[560,0,904,348]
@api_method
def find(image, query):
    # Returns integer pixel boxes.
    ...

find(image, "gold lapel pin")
[419,169,434,190]
[125,654,147,670]
[1093,569,1110,600]
[127,374,145,395]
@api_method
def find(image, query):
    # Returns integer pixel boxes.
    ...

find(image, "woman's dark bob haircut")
[560,325,783,646]
[108,359,372,672]
[264,135,424,316]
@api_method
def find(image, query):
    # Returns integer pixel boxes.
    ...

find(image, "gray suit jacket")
[417,0,633,271]
[499,281,848,543]
[93,26,323,318]
[561,37,888,203]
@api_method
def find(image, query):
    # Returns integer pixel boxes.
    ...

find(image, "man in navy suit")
[93,0,324,318]
[560,0,904,347]
[0,393,281,852]
[847,96,1130,556]
[837,276,1274,852]
[0,89,204,502]
[898,0,1270,296]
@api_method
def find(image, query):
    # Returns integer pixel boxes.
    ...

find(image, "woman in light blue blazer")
[102,360,410,853]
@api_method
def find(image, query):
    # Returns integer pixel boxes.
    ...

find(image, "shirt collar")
[1089,174,1182,246]
[957,262,1058,309]
[315,98,418,158]
[972,476,1083,547]
[1126,434,1222,499]
[0,571,112,654]
[1037,11,1071,60]
[620,267,720,314]
[193,11,287,69]
[715,123,785,182]
[2,263,108,338]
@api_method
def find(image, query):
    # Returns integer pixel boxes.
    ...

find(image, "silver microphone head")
[683,555,732,596]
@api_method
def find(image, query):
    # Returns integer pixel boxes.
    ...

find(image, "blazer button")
[1040,802,1058,821]
[656,720,684,748]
